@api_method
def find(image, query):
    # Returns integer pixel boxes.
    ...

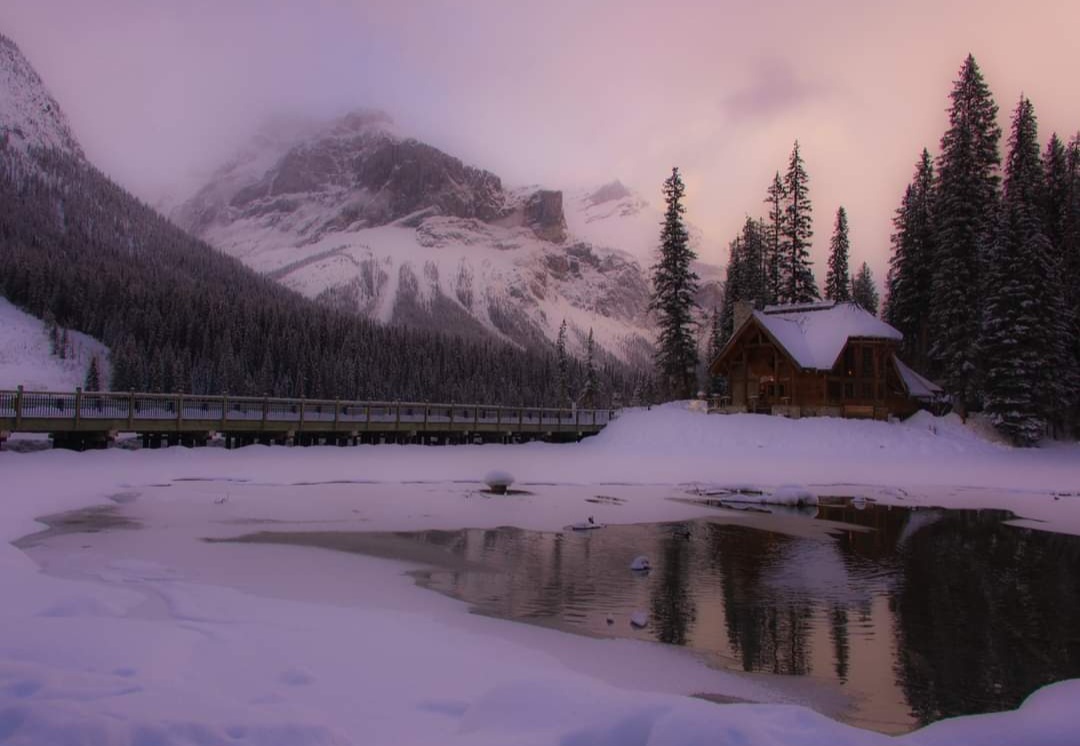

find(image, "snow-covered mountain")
[173,113,722,365]
[0,32,83,159]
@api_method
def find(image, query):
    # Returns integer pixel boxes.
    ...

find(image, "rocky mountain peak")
[0,31,84,159]
[587,180,632,206]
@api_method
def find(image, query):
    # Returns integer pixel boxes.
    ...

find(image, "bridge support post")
[15,385,23,431]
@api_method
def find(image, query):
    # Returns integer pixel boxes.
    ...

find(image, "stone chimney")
[733,300,754,332]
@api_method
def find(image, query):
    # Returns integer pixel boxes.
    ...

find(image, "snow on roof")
[894,357,943,399]
[752,301,902,370]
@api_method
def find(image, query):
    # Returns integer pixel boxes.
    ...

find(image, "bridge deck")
[0,388,616,445]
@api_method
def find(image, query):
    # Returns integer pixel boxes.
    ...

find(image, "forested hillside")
[0,146,624,405]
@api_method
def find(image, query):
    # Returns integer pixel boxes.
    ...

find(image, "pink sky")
[4,0,1080,279]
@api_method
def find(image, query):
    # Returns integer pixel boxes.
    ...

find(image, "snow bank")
[2,404,1080,745]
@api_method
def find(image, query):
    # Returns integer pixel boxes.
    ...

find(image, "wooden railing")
[0,387,617,437]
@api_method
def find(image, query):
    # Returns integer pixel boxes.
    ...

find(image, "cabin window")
[844,347,856,376]
[862,346,874,375]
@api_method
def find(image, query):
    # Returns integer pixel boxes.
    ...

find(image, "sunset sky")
[4,0,1080,277]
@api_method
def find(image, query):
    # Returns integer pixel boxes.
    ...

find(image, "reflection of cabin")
[709,301,941,419]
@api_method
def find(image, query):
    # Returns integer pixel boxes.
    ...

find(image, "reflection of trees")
[708,524,814,675]
[894,511,1080,725]
[830,605,850,681]
[650,533,696,644]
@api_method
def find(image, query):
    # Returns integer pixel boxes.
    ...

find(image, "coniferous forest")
[0,147,627,406]
[885,56,1080,444]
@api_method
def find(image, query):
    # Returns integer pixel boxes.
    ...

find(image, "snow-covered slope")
[0,296,109,391]
[173,115,723,365]
[0,32,83,158]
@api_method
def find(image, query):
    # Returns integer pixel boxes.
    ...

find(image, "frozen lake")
[222,500,1080,734]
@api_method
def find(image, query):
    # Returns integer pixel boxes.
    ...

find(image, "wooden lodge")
[708,301,941,419]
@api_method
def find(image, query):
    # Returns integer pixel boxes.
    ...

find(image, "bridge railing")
[0,388,618,431]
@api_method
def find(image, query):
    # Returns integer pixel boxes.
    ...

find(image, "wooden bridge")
[0,387,618,450]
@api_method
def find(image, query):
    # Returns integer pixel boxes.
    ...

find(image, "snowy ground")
[2,405,1080,745]
[0,295,110,392]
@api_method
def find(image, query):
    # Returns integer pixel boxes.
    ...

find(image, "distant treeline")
[0,146,628,406]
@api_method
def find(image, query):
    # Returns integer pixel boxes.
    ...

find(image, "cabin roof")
[893,357,943,399]
[750,301,902,371]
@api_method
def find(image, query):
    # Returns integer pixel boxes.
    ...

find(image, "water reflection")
[232,502,1080,734]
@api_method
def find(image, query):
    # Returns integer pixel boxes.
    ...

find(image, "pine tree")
[884,149,937,371]
[825,207,852,301]
[555,319,570,405]
[719,235,746,342]
[582,328,598,407]
[84,355,101,391]
[982,97,1070,444]
[706,306,727,395]
[1042,132,1080,432]
[780,141,818,304]
[649,167,700,400]
[851,262,879,315]
[763,172,785,304]
[929,54,1002,410]
[719,218,769,341]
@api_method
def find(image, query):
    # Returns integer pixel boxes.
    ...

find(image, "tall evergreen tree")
[555,319,570,404]
[982,97,1070,444]
[581,328,598,407]
[719,219,769,341]
[825,206,852,301]
[719,235,746,342]
[763,172,786,303]
[84,355,102,391]
[706,306,726,395]
[928,54,1001,410]
[649,167,700,399]
[779,141,818,304]
[851,262,879,316]
[884,149,937,371]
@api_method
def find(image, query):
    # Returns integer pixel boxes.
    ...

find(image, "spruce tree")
[718,219,769,341]
[719,235,746,342]
[851,262,879,315]
[929,54,1001,410]
[825,206,852,301]
[982,97,1071,443]
[763,172,785,303]
[582,328,598,407]
[706,306,726,395]
[555,319,570,405]
[884,149,937,371]
[780,141,818,304]
[649,167,700,399]
[84,355,102,391]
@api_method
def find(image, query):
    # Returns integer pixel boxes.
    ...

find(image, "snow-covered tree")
[555,319,570,405]
[851,262,879,316]
[929,54,1001,410]
[763,172,785,304]
[982,97,1070,444]
[719,219,769,341]
[825,207,852,301]
[84,355,102,391]
[581,328,598,407]
[885,149,937,372]
[649,167,700,400]
[779,141,818,304]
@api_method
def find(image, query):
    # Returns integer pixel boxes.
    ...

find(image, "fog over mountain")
[4,0,1080,277]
